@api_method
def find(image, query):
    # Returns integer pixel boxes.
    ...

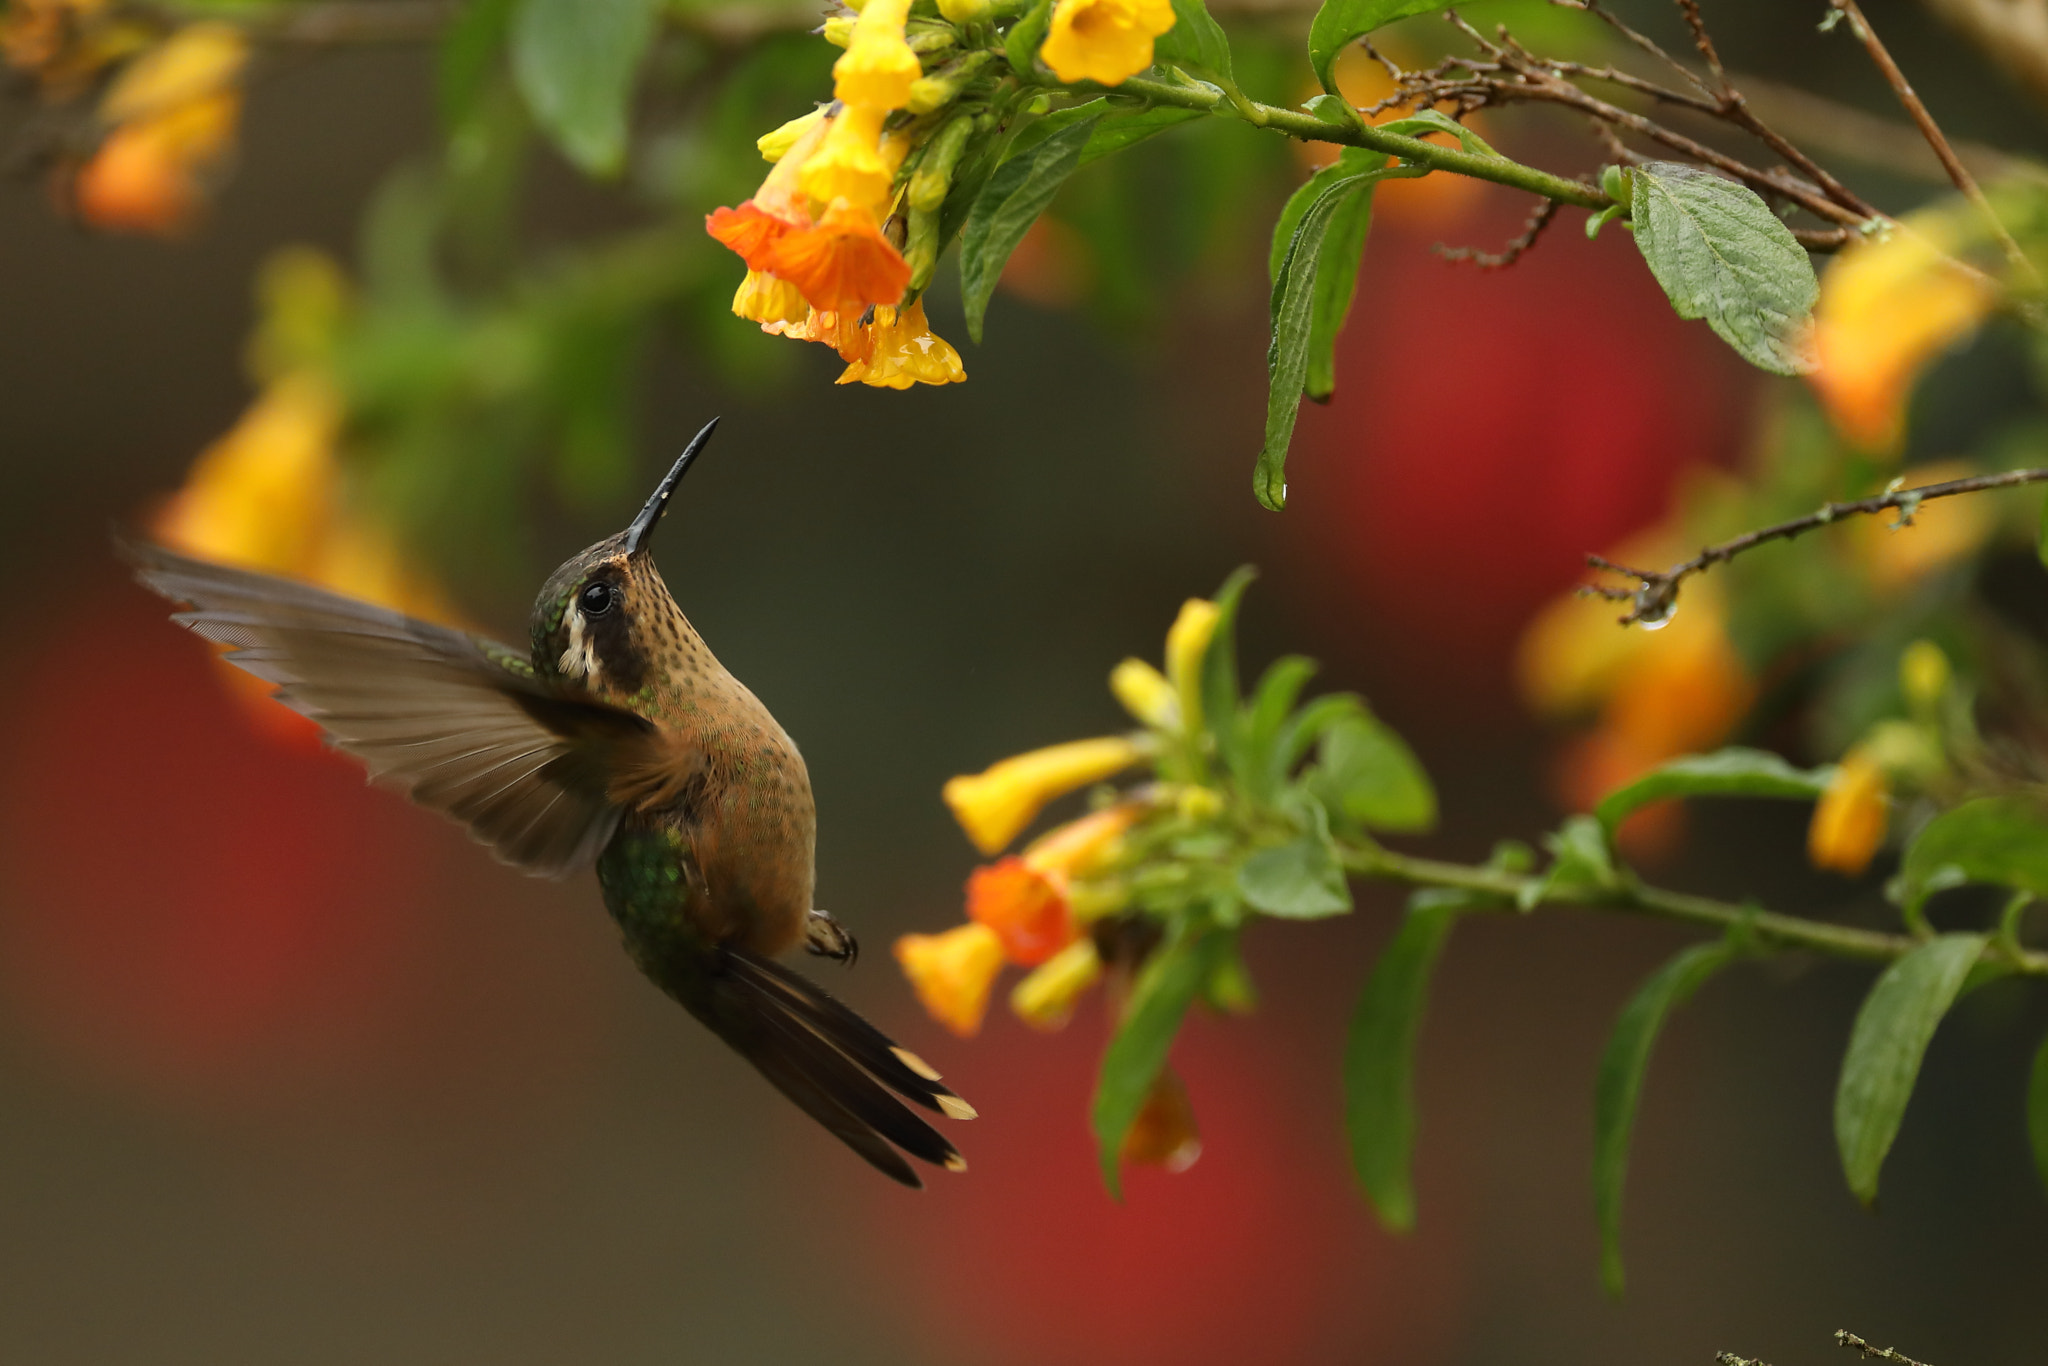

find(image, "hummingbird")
[123,417,973,1187]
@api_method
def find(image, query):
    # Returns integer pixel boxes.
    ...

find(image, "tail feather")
[723,950,977,1121]
[704,948,973,1187]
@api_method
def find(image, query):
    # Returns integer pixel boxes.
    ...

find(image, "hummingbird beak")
[624,417,720,556]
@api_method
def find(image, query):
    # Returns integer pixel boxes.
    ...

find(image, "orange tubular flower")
[1809,750,1889,877]
[765,198,910,316]
[894,922,1006,1037]
[1039,0,1176,86]
[704,116,833,273]
[967,858,1075,965]
[836,300,966,388]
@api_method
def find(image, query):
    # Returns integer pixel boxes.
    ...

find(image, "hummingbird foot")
[804,908,858,966]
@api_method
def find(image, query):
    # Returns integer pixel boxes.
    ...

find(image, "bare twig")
[1829,0,2038,281]
[1434,196,1560,267]
[1723,69,2048,187]
[1835,1331,1933,1366]
[1586,468,2048,625]
[1717,1355,1772,1366]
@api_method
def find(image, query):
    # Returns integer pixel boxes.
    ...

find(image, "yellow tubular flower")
[98,21,246,124]
[1010,937,1102,1030]
[1808,750,1889,877]
[1021,802,1143,879]
[835,300,966,388]
[756,106,827,163]
[1039,0,1176,86]
[731,268,811,326]
[894,922,1006,1036]
[799,102,892,216]
[1164,597,1219,736]
[833,0,920,110]
[154,371,341,571]
[1110,656,1178,728]
[943,735,1147,854]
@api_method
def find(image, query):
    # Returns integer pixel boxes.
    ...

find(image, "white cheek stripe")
[559,606,604,684]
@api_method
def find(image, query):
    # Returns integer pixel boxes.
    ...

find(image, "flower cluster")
[1,12,249,235]
[705,0,1180,385]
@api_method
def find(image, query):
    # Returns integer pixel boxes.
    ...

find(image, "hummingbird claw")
[804,908,859,967]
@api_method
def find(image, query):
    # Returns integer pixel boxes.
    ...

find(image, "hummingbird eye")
[578,582,616,617]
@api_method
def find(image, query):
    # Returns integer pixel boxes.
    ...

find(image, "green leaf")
[1594,941,1735,1295]
[1154,0,1235,82]
[1002,0,1054,77]
[1270,692,1366,783]
[510,0,662,177]
[1256,168,1378,509]
[2030,1034,2048,1199]
[1595,747,1833,842]
[1627,161,1818,376]
[1345,897,1459,1230]
[1093,928,1224,1195]
[1266,150,1389,400]
[1238,655,1319,800]
[1521,815,1617,910]
[1834,933,1987,1205]
[1377,108,1499,158]
[440,0,517,133]
[1307,0,1444,97]
[958,114,1103,344]
[1897,795,2048,913]
[1238,800,1352,918]
[1199,565,1258,770]
[1310,714,1435,833]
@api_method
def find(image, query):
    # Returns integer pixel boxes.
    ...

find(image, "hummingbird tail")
[705,949,975,1189]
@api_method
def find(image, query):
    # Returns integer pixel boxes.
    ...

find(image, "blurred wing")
[124,539,652,878]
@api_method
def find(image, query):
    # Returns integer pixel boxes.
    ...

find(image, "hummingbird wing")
[702,949,976,1188]
[123,540,651,878]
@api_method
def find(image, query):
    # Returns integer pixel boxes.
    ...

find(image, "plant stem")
[1093,74,1612,210]
[1339,844,2048,975]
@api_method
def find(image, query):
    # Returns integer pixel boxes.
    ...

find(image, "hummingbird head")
[530,418,720,697]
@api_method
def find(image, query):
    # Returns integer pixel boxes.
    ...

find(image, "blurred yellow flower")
[893,922,1005,1036]
[1039,0,1175,86]
[832,0,920,110]
[74,86,238,235]
[943,735,1146,854]
[1010,937,1102,1030]
[1808,750,1888,876]
[1164,596,1219,733]
[1811,218,1998,454]
[1899,639,1951,715]
[1110,656,1178,728]
[97,21,245,123]
[155,371,341,573]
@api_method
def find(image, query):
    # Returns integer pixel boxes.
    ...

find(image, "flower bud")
[821,14,856,46]
[907,110,978,213]
[938,0,991,23]
[1010,937,1101,1030]
[907,49,996,115]
[1899,639,1950,715]
[1110,656,1178,728]
[755,106,828,163]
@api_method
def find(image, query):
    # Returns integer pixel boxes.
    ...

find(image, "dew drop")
[1634,584,1677,630]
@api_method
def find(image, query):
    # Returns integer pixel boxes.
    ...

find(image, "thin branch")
[1836,1331,1934,1366]
[1830,0,2039,282]
[1341,844,2048,975]
[1586,468,2048,626]
[1434,197,1560,267]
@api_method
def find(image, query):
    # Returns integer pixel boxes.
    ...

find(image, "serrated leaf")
[1628,161,1818,376]
[959,114,1103,344]
[1310,714,1435,833]
[1345,899,1458,1230]
[1594,941,1734,1295]
[1238,802,1352,919]
[440,0,517,133]
[2030,1034,2048,1199]
[1897,795,2048,913]
[1307,0,1444,96]
[1256,168,1379,509]
[1155,0,1234,81]
[1093,928,1223,1196]
[1595,747,1833,842]
[1834,933,1986,1205]
[510,0,663,177]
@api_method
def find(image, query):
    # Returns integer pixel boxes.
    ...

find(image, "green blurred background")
[1,1,2046,1361]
